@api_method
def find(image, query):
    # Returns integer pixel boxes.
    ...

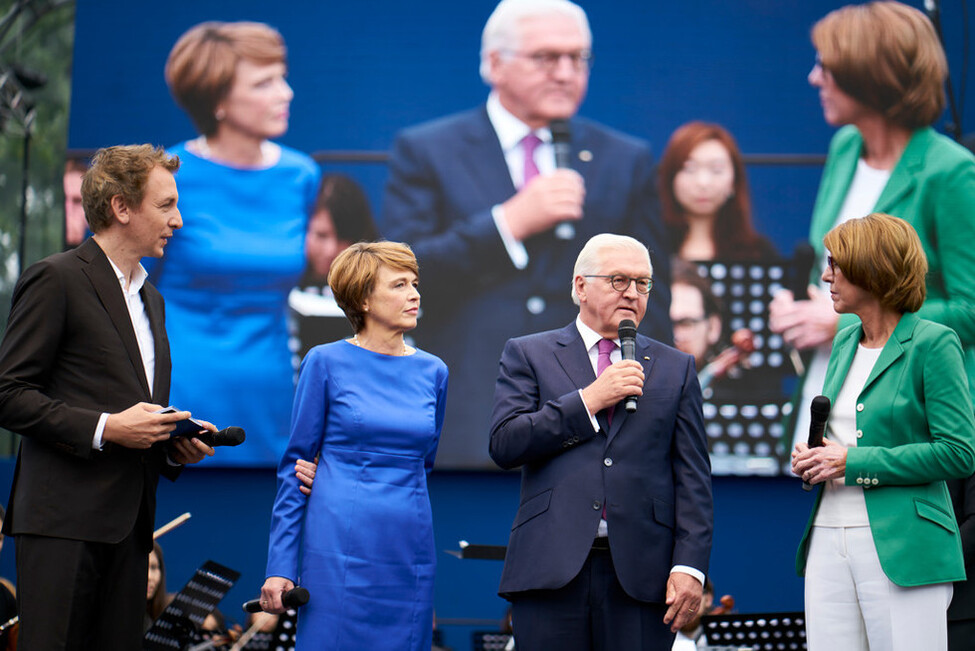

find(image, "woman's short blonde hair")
[823,212,927,313]
[812,1,946,129]
[165,21,286,137]
[328,241,419,333]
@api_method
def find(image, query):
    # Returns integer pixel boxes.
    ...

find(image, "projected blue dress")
[265,340,448,650]
[146,142,319,466]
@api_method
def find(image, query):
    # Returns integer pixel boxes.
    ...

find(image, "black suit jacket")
[0,238,175,549]
[949,473,975,621]
[489,323,712,602]
[383,106,672,468]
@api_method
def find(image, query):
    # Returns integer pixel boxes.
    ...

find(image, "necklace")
[352,333,409,356]
[192,135,276,167]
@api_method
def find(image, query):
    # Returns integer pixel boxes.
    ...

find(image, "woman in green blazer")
[769,2,975,452]
[792,214,975,651]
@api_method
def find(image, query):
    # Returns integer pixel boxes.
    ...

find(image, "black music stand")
[240,608,298,651]
[472,630,513,650]
[144,560,241,650]
[702,611,806,651]
[691,260,798,475]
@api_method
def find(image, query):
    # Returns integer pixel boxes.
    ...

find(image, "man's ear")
[487,50,505,87]
[574,275,588,302]
[110,194,130,225]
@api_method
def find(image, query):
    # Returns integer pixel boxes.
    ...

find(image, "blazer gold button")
[603,458,613,467]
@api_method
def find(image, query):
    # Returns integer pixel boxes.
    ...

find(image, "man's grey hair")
[479,0,591,84]
[571,234,653,305]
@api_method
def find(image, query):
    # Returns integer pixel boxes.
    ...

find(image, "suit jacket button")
[526,296,546,315]
[603,458,613,467]
[592,500,601,510]
[856,403,864,412]
[856,429,863,438]
[871,478,879,486]
[856,477,864,485]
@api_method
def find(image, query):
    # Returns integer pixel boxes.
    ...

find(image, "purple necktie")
[597,338,615,425]
[522,133,542,187]
[597,338,615,522]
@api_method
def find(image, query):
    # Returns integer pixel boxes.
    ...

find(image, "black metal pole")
[18,110,32,277]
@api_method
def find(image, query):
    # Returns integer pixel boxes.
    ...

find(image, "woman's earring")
[215,108,226,121]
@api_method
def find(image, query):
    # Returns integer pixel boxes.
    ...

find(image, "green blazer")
[796,313,975,586]
[808,126,975,403]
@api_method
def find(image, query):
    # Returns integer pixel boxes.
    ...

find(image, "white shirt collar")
[576,315,618,351]
[105,256,148,295]
[486,91,552,153]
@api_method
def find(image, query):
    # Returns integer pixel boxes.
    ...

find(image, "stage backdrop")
[68,0,975,471]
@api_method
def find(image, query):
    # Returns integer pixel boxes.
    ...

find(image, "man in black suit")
[490,234,712,650]
[948,472,975,650]
[382,0,671,468]
[0,144,215,649]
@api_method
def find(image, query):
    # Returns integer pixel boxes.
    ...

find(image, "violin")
[698,329,756,393]
[0,616,18,651]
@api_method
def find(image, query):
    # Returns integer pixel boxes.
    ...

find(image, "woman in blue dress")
[261,242,448,650]
[151,22,320,466]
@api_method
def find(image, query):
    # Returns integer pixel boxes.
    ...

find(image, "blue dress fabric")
[146,142,320,466]
[266,340,448,649]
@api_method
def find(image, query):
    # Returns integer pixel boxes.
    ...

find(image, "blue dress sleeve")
[425,362,449,474]
[265,348,329,580]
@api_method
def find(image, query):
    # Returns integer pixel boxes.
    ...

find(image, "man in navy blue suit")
[490,233,712,649]
[382,0,670,468]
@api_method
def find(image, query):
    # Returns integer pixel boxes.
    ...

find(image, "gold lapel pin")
[579,150,593,162]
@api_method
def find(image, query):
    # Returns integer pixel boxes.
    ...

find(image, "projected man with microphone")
[489,234,712,650]
[382,0,671,468]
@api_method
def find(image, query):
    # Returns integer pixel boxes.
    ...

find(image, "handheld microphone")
[802,395,831,491]
[242,586,309,613]
[618,319,638,413]
[790,242,816,300]
[195,426,246,448]
[549,119,576,240]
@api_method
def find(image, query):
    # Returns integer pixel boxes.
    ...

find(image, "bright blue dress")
[266,340,448,650]
[146,142,320,466]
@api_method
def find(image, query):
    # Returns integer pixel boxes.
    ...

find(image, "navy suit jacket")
[0,238,176,550]
[383,106,671,468]
[489,323,712,602]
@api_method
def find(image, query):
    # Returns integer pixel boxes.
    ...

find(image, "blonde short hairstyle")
[328,241,419,333]
[165,21,287,137]
[823,212,927,313]
[811,1,946,129]
[81,145,180,233]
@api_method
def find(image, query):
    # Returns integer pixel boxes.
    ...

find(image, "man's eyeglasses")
[584,274,653,295]
[506,49,593,73]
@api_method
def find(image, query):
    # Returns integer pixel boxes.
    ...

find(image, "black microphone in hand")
[195,426,246,448]
[618,319,638,413]
[801,395,831,491]
[549,118,576,240]
[242,586,310,613]
[790,242,816,300]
